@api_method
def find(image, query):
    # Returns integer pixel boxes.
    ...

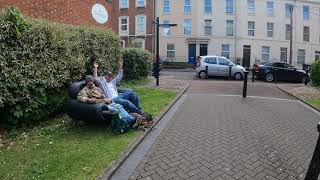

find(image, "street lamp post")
[153,17,177,86]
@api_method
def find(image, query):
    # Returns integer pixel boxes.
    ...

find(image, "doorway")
[188,43,196,64]
[242,45,251,68]
[200,44,208,56]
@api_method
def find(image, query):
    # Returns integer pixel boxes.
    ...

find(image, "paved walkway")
[111,78,320,180]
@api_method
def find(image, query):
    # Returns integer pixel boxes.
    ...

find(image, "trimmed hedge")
[0,7,121,126]
[311,60,320,86]
[122,48,152,80]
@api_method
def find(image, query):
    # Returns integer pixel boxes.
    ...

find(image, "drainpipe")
[234,0,237,64]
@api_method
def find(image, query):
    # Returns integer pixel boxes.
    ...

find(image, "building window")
[167,44,175,58]
[226,20,234,36]
[226,0,234,14]
[184,0,192,13]
[247,0,255,14]
[315,51,320,61]
[132,39,145,49]
[204,0,212,13]
[221,44,230,58]
[184,19,192,36]
[248,21,255,36]
[285,4,293,17]
[303,26,310,42]
[280,48,287,62]
[297,49,305,64]
[267,22,274,37]
[136,0,145,7]
[163,20,170,36]
[136,15,146,34]
[286,24,291,40]
[303,6,310,20]
[204,20,212,36]
[163,0,170,14]
[119,16,129,35]
[262,46,270,61]
[266,2,274,16]
[120,0,129,9]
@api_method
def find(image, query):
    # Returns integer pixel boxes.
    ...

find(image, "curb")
[96,83,190,180]
[276,86,320,113]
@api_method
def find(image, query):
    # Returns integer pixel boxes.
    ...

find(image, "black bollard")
[305,122,320,180]
[205,66,208,79]
[243,71,249,98]
[305,70,309,86]
[252,68,255,82]
[229,66,232,80]
[274,68,278,83]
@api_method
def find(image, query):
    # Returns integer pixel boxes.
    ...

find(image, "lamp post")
[153,17,177,86]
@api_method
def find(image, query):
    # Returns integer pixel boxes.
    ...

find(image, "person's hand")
[105,98,112,104]
[87,98,97,104]
[93,61,99,69]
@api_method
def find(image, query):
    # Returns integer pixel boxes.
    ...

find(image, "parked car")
[196,55,246,80]
[253,61,307,82]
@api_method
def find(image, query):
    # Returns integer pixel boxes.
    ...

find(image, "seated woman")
[77,75,153,128]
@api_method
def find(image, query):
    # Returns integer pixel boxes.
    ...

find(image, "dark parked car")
[253,61,307,82]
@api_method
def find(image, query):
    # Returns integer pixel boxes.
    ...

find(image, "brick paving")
[131,92,319,179]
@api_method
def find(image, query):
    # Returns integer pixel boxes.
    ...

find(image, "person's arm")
[77,88,89,103]
[111,58,124,85]
[93,61,99,80]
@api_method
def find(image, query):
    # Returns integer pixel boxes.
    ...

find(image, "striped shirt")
[95,69,123,99]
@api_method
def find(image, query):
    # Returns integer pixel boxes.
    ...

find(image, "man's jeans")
[113,91,142,114]
[108,103,135,124]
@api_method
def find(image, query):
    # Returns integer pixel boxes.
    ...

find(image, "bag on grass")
[110,105,131,135]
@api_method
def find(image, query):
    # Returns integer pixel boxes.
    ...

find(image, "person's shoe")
[133,115,143,128]
[142,120,155,128]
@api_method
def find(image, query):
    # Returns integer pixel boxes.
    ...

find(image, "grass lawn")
[306,98,320,110]
[0,86,177,179]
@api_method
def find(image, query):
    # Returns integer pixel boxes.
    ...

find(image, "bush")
[311,60,320,86]
[0,7,122,127]
[122,48,152,80]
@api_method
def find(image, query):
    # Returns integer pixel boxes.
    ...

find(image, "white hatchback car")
[196,55,245,80]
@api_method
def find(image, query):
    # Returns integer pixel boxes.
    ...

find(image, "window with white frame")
[226,0,234,14]
[303,26,310,42]
[136,15,146,34]
[285,4,293,17]
[163,20,170,36]
[204,0,212,13]
[247,0,255,14]
[167,44,175,58]
[136,0,145,7]
[303,5,310,20]
[280,48,287,62]
[267,22,274,37]
[286,24,291,40]
[184,0,192,13]
[221,44,230,58]
[132,39,145,49]
[266,2,274,16]
[226,20,234,36]
[248,21,255,36]
[315,51,320,61]
[262,46,270,61]
[184,19,192,36]
[119,16,129,35]
[162,0,170,14]
[120,0,129,9]
[204,20,212,36]
[297,49,305,64]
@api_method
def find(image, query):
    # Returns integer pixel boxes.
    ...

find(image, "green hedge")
[0,7,121,126]
[122,48,152,80]
[311,60,320,86]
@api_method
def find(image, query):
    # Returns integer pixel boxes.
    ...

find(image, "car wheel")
[265,73,274,82]
[198,71,207,79]
[234,72,243,80]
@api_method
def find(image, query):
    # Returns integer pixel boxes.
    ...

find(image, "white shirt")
[106,81,118,99]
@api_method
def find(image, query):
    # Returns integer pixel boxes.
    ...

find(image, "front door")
[188,44,196,64]
[243,45,251,68]
[200,44,208,56]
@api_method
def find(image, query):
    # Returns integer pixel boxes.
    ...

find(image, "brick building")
[0,0,115,31]
[113,0,155,53]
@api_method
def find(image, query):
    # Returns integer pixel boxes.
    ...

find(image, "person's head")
[85,75,95,89]
[104,71,113,82]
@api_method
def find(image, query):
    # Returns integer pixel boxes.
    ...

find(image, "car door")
[217,57,230,76]
[204,57,219,76]
[282,63,298,81]
[272,62,285,81]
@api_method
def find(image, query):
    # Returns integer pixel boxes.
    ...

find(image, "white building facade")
[157,0,320,68]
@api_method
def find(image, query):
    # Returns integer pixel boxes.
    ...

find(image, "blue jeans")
[108,103,135,124]
[113,91,142,114]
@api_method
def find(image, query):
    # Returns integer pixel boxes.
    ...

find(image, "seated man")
[92,58,143,115]
[77,75,151,128]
